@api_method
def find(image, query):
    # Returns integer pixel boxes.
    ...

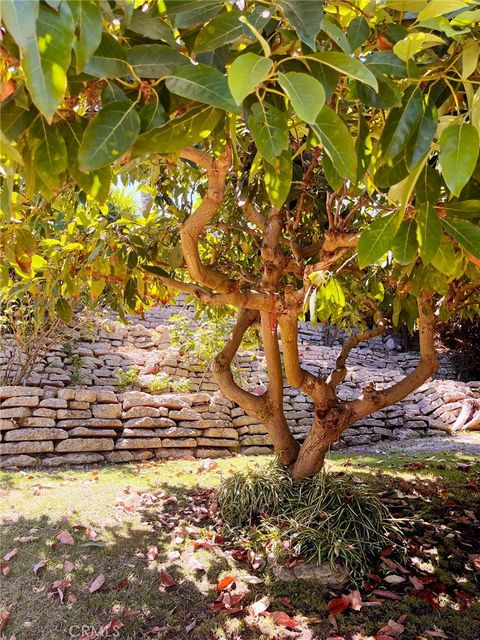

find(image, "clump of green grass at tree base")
[217,460,402,582]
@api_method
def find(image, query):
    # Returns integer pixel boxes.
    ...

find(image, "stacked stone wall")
[0,303,478,468]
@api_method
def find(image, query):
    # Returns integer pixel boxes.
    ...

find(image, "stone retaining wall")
[1,303,478,468]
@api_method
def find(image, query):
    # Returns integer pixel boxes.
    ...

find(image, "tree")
[1,0,479,478]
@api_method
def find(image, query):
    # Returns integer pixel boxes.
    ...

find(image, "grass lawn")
[0,451,479,640]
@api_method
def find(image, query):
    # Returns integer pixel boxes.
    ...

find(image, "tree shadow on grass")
[1,458,480,640]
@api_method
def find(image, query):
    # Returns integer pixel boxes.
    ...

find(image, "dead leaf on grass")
[268,611,301,629]
[216,575,235,591]
[33,559,47,575]
[0,610,10,632]
[248,596,270,617]
[56,531,74,545]
[147,545,158,561]
[159,569,176,588]
[89,573,106,593]
[3,549,18,562]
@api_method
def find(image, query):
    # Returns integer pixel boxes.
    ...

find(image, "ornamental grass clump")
[217,460,402,581]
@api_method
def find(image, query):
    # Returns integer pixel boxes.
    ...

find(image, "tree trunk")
[290,404,354,480]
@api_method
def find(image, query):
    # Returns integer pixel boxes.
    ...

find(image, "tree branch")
[327,321,387,389]
[349,296,439,420]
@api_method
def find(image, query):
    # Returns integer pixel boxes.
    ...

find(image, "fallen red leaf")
[409,575,424,590]
[425,631,448,638]
[56,531,74,545]
[269,611,300,629]
[159,569,176,588]
[378,619,405,636]
[147,545,159,561]
[185,620,197,632]
[216,575,235,591]
[63,561,75,573]
[48,579,71,603]
[115,578,129,590]
[3,549,18,562]
[468,554,480,572]
[33,559,47,575]
[327,596,351,615]
[89,573,106,593]
[372,589,402,601]
[98,619,123,636]
[86,527,97,541]
[415,589,440,609]
[1,562,10,577]
[0,610,10,632]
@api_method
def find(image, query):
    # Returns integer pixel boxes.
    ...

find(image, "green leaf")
[162,0,224,29]
[264,150,292,208]
[393,32,445,62]
[28,119,67,189]
[0,130,23,165]
[128,9,177,46]
[83,33,131,78]
[443,200,480,219]
[356,78,402,109]
[56,297,72,323]
[278,72,325,124]
[405,99,437,170]
[248,102,289,163]
[442,216,480,259]
[0,103,36,141]
[431,235,458,275]
[66,124,111,203]
[415,165,441,204]
[312,107,357,181]
[365,51,407,78]
[417,0,469,21]
[416,202,441,264]
[358,210,403,268]
[140,98,167,133]
[134,105,221,154]
[347,17,369,50]
[379,87,423,163]
[194,11,245,52]
[277,0,323,49]
[392,218,418,264]
[127,45,189,79]
[310,52,378,90]
[78,101,141,171]
[71,0,103,72]
[101,81,127,104]
[228,54,273,105]
[323,153,343,191]
[1,0,38,49]
[321,18,351,54]
[439,123,479,197]
[22,2,75,122]
[166,64,240,113]
[375,154,409,190]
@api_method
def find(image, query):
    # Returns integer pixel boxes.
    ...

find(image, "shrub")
[217,460,401,582]
[171,377,191,393]
[147,372,170,394]
[114,366,140,392]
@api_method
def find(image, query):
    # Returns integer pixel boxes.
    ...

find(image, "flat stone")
[155,448,196,459]
[232,415,259,427]
[69,401,91,410]
[121,428,164,437]
[0,440,54,455]
[92,404,121,419]
[240,446,273,456]
[169,408,202,421]
[121,391,188,411]
[158,437,197,448]
[240,435,271,446]
[2,396,39,408]
[195,448,231,458]
[57,389,76,400]
[0,419,17,431]
[32,408,56,418]
[19,417,56,428]
[155,427,200,437]
[0,454,37,468]
[43,453,105,466]
[123,416,175,429]
[94,389,118,403]
[122,406,168,419]
[57,409,92,419]
[197,438,237,448]
[202,427,238,439]
[272,561,349,587]
[57,418,123,429]
[116,438,163,449]
[5,428,68,441]
[55,438,114,452]
[69,427,117,437]
[39,398,68,409]
[74,389,96,403]
[105,450,154,463]
[0,407,32,419]
[0,386,43,399]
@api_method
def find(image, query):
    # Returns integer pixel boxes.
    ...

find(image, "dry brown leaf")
[147,545,158,561]
[3,549,18,562]
[33,559,47,575]
[63,561,75,572]
[159,569,176,588]
[56,531,74,545]
[0,610,10,632]
[89,573,105,593]
[268,611,300,629]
